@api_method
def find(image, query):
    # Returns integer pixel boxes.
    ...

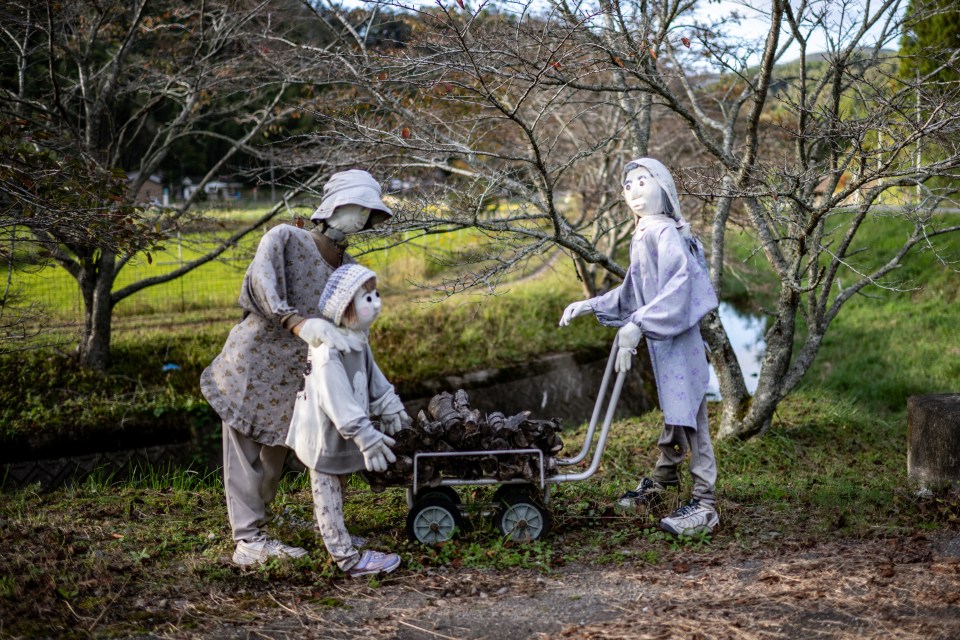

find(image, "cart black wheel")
[406,495,465,545]
[414,486,461,505]
[493,488,552,542]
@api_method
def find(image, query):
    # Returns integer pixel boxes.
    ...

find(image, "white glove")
[297,318,363,352]
[361,434,397,473]
[381,410,411,436]
[559,299,593,327]
[615,322,642,373]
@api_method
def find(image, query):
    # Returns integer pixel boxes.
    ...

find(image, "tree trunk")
[78,251,116,370]
[908,394,960,491]
[717,285,799,441]
[701,309,750,439]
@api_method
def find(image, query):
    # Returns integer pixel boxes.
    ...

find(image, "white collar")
[634,213,681,232]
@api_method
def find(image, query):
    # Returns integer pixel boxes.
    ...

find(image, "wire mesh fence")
[14,231,258,330]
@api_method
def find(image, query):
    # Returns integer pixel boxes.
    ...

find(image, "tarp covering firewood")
[365,389,564,491]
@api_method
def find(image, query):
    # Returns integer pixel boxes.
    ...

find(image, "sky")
[344,0,906,64]
[689,0,904,64]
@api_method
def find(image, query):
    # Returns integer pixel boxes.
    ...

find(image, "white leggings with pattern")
[309,470,360,571]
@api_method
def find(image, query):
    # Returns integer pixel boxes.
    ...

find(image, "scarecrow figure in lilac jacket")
[560,157,721,536]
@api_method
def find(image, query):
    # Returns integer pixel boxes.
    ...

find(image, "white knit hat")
[310,170,393,230]
[318,264,377,326]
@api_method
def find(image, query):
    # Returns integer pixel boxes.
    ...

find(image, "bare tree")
[304,0,960,441]
[0,0,347,369]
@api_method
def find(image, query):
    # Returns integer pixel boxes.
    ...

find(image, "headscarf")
[623,157,705,264]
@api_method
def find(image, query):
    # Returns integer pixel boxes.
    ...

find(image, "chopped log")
[365,388,564,489]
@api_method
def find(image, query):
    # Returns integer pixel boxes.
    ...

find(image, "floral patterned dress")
[201,224,352,446]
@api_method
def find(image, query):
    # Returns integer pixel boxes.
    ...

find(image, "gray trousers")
[309,470,360,571]
[650,399,717,505]
[222,422,287,542]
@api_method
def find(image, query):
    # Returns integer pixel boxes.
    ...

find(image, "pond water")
[706,302,767,400]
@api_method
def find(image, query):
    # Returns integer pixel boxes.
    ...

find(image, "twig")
[397,619,461,639]
[268,592,306,628]
[88,576,131,633]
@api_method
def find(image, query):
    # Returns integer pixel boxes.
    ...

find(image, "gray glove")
[297,318,362,352]
[361,434,397,473]
[615,322,642,373]
[559,299,593,327]
[381,410,412,436]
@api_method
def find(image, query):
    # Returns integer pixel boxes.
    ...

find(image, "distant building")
[126,172,164,204]
[204,179,244,201]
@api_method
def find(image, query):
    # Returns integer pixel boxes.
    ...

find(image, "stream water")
[706,301,767,400]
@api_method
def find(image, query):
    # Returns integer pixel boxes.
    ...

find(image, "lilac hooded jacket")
[589,159,718,428]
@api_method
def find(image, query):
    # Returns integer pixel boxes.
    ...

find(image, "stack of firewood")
[365,389,563,491]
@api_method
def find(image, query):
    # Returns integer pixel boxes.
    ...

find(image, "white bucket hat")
[318,264,377,326]
[310,170,393,230]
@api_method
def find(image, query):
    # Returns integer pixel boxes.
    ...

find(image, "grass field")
[3,209,958,446]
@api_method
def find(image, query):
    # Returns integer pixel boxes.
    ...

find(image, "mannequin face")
[327,204,371,234]
[622,166,663,218]
[346,285,381,331]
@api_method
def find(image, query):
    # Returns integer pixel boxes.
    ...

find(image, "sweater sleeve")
[313,350,383,451]
[237,226,303,327]
[366,348,405,417]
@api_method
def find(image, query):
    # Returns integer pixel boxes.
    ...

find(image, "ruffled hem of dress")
[200,367,288,447]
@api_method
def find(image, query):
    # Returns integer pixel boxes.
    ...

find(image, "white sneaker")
[345,550,401,577]
[659,499,719,536]
[233,537,308,566]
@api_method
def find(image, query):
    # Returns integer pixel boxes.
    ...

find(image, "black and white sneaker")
[616,477,673,509]
[659,499,719,536]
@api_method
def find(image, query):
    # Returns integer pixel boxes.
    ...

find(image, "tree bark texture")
[908,394,960,490]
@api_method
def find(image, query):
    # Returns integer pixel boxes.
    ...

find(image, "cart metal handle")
[555,340,619,467]
[548,346,627,484]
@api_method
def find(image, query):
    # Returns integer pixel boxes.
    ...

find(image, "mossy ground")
[1,395,958,638]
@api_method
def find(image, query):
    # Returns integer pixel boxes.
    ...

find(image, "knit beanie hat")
[310,170,393,230]
[318,264,377,327]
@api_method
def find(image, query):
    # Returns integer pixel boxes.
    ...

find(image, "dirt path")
[195,533,960,640]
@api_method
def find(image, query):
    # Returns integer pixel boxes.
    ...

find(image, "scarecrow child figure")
[559,157,721,536]
[286,264,408,577]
